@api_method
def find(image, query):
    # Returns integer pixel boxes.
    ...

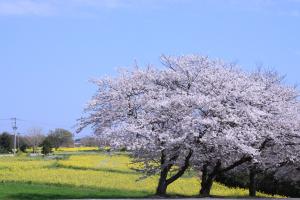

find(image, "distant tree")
[46,128,74,149]
[18,135,30,152]
[41,139,52,155]
[0,132,13,153]
[19,143,28,153]
[79,136,100,147]
[27,127,45,153]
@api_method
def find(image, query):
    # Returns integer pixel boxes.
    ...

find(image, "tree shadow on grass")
[51,164,139,175]
[3,182,151,200]
[7,193,76,200]
[1,182,264,200]
[8,192,150,200]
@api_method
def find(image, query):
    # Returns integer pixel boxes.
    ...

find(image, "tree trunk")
[199,157,252,197]
[271,179,278,196]
[199,163,216,197]
[155,149,193,196]
[199,161,222,197]
[155,150,169,196]
[156,174,168,196]
[200,164,208,195]
[200,175,214,197]
[249,167,256,197]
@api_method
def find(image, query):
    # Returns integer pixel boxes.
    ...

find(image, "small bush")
[119,147,127,152]
[41,140,53,155]
[19,144,28,153]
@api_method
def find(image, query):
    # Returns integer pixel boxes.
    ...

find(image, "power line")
[0,117,80,153]
[17,118,69,128]
[0,118,76,138]
[0,118,71,129]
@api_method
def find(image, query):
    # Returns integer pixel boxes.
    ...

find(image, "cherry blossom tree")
[78,63,197,196]
[237,71,300,197]
[78,55,300,197]
[248,95,300,196]
[79,55,242,195]
[192,69,300,196]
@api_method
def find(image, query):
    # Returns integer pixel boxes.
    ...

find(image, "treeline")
[216,166,300,197]
[0,128,73,154]
[75,136,110,147]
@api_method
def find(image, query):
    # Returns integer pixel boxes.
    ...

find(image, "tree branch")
[166,149,193,185]
[220,156,252,173]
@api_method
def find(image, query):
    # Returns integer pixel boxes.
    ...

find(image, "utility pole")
[17,133,20,149]
[11,117,17,155]
[72,132,75,148]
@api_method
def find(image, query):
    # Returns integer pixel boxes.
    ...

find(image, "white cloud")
[1,0,300,17]
[0,0,179,16]
[196,0,300,18]
[0,0,129,16]
[0,0,53,16]
[71,0,128,8]
[226,0,300,17]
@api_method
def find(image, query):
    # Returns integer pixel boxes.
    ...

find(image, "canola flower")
[26,146,100,153]
[0,150,283,198]
[55,147,100,152]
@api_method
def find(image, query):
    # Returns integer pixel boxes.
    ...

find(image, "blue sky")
[0,0,299,138]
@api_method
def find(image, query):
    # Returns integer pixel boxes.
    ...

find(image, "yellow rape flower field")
[55,147,100,152]
[0,149,282,200]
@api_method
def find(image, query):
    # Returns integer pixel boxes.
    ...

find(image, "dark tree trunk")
[200,164,208,196]
[155,149,169,196]
[271,179,278,196]
[155,149,193,196]
[200,176,214,196]
[166,149,193,185]
[156,176,168,196]
[199,157,252,197]
[156,164,169,196]
[249,167,256,197]
[199,162,220,197]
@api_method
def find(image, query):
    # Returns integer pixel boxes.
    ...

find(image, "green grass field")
[0,149,282,200]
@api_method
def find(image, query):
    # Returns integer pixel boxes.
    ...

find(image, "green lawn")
[0,150,282,200]
[0,182,150,200]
